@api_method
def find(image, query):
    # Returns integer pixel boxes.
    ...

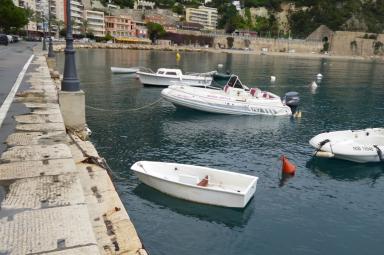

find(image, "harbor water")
[57,49,384,255]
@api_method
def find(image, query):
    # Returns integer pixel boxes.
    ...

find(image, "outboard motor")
[283,92,300,114]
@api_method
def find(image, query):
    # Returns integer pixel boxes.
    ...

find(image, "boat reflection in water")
[306,157,384,182]
[133,183,254,228]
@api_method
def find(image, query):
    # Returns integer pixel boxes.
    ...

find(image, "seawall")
[0,47,148,255]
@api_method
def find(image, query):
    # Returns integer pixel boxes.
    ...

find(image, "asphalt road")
[0,41,39,153]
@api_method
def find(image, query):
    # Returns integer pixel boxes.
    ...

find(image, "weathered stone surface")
[24,102,60,109]
[32,108,62,115]
[77,164,145,255]
[0,205,98,255]
[16,122,65,132]
[1,144,72,162]
[6,131,68,146]
[14,113,63,124]
[0,50,145,255]
[1,174,84,209]
[45,245,101,254]
[69,138,100,163]
[0,159,76,180]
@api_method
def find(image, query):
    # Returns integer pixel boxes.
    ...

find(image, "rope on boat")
[86,98,163,113]
[373,145,384,162]
[313,139,330,157]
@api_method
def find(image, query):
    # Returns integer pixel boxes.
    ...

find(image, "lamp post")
[42,16,47,50]
[48,0,55,58]
[61,0,80,91]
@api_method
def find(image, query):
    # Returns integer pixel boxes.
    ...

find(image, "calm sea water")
[57,49,384,255]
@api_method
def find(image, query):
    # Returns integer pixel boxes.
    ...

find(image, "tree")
[218,5,246,33]
[146,22,165,44]
[80,20,89,36]
[53,19,65,37]
[0,0,28,33]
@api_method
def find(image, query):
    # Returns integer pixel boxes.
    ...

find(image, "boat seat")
[250,88,260,97]
[197,175,209,187]
[178,174,199,185]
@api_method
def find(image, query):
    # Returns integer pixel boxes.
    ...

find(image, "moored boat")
[213,72,232,81]
[309,128,384,163]
[136,68,214,87]
[130,161,258,208]
[111,66,140,74]
[161,75,300,116]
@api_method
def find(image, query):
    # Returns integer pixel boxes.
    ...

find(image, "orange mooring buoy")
[281,155,296,175]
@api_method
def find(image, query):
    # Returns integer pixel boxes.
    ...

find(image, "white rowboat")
[309,128,384,163]
[131,161,258,208]
[136,68,213,87]
[111,66,140,74]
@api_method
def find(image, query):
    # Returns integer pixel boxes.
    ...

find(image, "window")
[166,72,177,75]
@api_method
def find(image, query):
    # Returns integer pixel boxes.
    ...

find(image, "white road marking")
[0,54,34,128]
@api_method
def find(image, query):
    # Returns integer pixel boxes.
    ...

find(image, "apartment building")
[13,0,38,32]
[185,6,218,30]
[68,0,84,35]
[105,15,136,38]
[53,0,65,22]
[84,10,105,37]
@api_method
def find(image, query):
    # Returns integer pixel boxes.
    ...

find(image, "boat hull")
[111,67,139,74]
[310,128,384,163]
[137,72,212,87]
[131,161,258,208]
[161,86,292,116]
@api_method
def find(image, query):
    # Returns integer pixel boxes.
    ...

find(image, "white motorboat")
[111,66,140,74]
[130,161,258,208]
[136,68,214,87]
[161,75,300,116]
[309,128,384,163]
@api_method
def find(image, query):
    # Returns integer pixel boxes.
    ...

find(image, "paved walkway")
[0,49,147,255]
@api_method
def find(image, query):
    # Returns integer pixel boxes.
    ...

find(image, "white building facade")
[185,6,217,30]
[84,10,105,37]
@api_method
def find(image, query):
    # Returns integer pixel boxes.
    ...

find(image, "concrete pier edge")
[0,47,148,255]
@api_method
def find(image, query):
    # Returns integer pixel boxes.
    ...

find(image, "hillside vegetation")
[103,0,384,38]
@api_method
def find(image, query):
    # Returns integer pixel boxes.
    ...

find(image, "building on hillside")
[185,6,217,30]
[105,15,137,38]
[144,14,168,26]
[84,10,105,37]
[134,0,155,10]
[177,22,204,31]
[134,20,147,38]
[306,25,334,42]
[232,1,241,11]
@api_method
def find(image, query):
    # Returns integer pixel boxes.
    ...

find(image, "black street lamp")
[48,0,55,58]
[42,16,47,51]
[61,0,80,91]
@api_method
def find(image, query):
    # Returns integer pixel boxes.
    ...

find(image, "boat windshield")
[226,76,245,89]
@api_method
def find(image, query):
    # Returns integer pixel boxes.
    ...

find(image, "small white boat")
[130,161,258,208]
[309,128,384,163]
[136,68,213,87]
[161,75,300,116]
[111,66,140,74]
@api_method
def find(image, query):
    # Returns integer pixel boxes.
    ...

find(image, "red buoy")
[281,155,296,175]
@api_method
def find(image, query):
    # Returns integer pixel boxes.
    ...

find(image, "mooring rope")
[86,97,163,113]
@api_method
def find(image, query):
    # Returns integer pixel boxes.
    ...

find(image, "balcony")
[71,0,83,7]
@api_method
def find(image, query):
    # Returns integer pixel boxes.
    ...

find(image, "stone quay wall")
[0,48,147,255]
